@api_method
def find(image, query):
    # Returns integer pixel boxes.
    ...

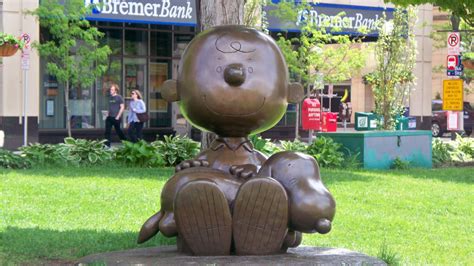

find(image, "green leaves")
[0,149,31,169]
[151,135,201,166]
[271,0,367,87]
[306,137,345,168]
[370,7,417,130]
[113,140,165,168]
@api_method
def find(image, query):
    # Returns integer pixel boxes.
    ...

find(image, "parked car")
[431,100,474,137]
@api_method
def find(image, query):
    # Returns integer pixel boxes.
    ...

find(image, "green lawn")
[1,166,473,264]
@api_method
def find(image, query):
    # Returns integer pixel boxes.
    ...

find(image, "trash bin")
[322,112,338,132]
[355,112,378,131]
[395,116,409,130]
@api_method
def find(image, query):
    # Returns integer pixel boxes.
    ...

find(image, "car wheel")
[432,122,443,137]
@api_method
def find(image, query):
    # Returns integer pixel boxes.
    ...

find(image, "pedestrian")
[127,89,146,143]
[104,83,127,147]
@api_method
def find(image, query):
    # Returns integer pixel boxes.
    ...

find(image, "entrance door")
[124,57,147,126]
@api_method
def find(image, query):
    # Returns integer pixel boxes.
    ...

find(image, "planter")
[318,130,432,169]
[0,43,19,57]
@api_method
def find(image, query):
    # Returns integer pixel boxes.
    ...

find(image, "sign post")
[445,32,463,139]
[21,34,30,146]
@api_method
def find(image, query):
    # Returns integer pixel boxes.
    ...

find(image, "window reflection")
[125,30,147,56]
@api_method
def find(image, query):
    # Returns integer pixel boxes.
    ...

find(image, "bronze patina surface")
[138,25,335,256]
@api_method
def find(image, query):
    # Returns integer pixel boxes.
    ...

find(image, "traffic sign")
[21,47,30,70]
[442,79,463,111]
[447,32,460,55]
[446,55,463,76]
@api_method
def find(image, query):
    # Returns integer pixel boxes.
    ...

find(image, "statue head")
[161,25,303,137]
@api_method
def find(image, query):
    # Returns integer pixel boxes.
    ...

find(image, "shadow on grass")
[0,226,175,263]
[381,167,474,184]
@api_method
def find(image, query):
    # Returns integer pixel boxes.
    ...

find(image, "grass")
[0,166,473,264]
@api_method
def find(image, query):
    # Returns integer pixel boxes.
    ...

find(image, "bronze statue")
[138,25,336,256]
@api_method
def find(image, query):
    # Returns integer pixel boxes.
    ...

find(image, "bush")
[58,137,112,166]
[114,140,164,167]
[279,139,308,153]
[152,135,200,166]
[390,157,411,170]
[249,135,281,156]
[0,149,30,169]
[306,137,345,168]
[454,135,474,158]
[432,138,453,164]
[19,143,63,166]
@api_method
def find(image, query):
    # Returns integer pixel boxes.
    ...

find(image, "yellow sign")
[443,79,463,111]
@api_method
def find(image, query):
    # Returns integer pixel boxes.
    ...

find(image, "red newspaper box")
[302,98,321,130]
[322,112,338,132]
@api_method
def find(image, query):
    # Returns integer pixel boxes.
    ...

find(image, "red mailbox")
[322,112,338,132]
[302,98,321,130]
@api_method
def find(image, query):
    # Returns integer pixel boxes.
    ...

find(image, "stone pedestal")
[78,245,386,265]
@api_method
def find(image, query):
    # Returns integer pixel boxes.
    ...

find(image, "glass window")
[39,64,65,129]
[125,30,147,56]
[150,31,172,57]
[99,28,122,56]
[69,84,94,129]
[125,22,148,29]
[149,59,171,127]
[97,21,123,27]
[174,25,194,32]
[173,34,193,57]
[96,57,122,128]
[150,24,172,30]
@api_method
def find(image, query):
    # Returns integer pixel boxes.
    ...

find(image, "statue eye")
[248,67,253,73]
[216,66,223,73]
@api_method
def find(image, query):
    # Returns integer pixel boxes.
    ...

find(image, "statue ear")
[288,82,304,103]
[160,79,179,102]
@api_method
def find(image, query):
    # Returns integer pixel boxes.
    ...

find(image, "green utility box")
[355,112,378,131]
[318,131,432,169]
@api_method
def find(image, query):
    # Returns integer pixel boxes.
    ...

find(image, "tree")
[31,0,111,137]
[385,0,473,27]
[268,0,367,139]
[364,7,417,130]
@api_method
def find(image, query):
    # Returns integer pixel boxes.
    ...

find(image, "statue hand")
[230,164,257,180]
[175,159,210,172]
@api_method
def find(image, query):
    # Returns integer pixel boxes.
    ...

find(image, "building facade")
[0,0,464,150]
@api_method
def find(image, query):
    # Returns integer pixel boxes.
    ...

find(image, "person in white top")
[127,89,146,142]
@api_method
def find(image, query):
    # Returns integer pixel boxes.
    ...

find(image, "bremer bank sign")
[266,2,395,36]
[84,0,197,26]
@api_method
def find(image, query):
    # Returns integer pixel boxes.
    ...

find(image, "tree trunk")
[199,0,245,150]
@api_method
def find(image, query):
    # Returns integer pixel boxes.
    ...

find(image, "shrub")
[0,149,30,169]
[342,150,362,169]
[249,135,281,156]
[152,135,200,166]
[306,137,344,168]
[58,137,112,166]
[279,139,308,153]
[453,134,474,158]
[114,140,164,167]
[19,143,63,166]
[432,138,453,164]
[390,157,411,170]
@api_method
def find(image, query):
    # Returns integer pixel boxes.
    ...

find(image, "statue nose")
[224,63,246,86]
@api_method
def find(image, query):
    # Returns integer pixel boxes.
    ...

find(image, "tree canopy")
[385,0,474,27]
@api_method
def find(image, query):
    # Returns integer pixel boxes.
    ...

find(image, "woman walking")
[127,90,146,142]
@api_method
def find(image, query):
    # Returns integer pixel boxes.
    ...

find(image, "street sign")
[442,79,463,111]
[447,32,460,55]
[447,111,462,130]
[446,55,463,76]
[21,48,30,70]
